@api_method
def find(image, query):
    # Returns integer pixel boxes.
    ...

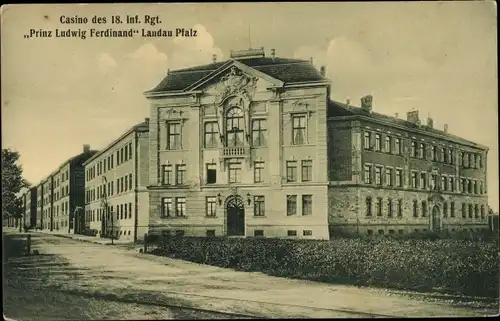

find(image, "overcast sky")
[1,2,498,210]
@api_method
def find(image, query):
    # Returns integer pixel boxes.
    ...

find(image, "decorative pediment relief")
[161,107,187,120]
[214,66,259,104]
[292,99,310,112]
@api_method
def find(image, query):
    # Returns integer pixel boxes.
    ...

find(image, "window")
[125,145,128,161]
[413,200,418,217]
[449,177,454,192]
[124,176,128,191]
[479,181,483,194]
[128,142,132,160]
[421,201,427,217]
[254,196,265,216]
[287,230,297,236]
[176,198,186,217]
[161,197,173,217]
[286,161,297,182]
[228,161,242,183]
[397,199,403,217]
[254,230,264,237]
[252,119,267,146]
[443,148,448,163]
[302,195,312,216]
[303,230,312,236]
[375,134,381,151]
[431,174,438,191]
[378,229,384,235]
[420,173,427,189]
[292,115,306,145]
[301,160,312,182]
[376,197,382,216]
[121,148,125,164]
[448,149,453,164]
[468,204,473,218]
[375,166,382,185]
[387,199,393,217]
[395,169,403,187]
[395,138,401,155]
[206,197,217,217]
[364,132,371,149]
[440,148,445,162]
[254,161,264,183]
[129,173,132,190]
[385,136,391,153]
[162,165,173,185]
[204,122,218,148]
[206,163,217,184]
[481,205,485,218]
[462,203,467,218]
[120,204,124,219]
[477,155,482,168]
[226,107,244,147]
[366,197,372,216]
[450,202,455,217]
[441,176,447,191]
[286,195,297,216]
[411,141,416,157]
[468,180,472,194]
[411,171,418,189]
[176,164,186,185]
[443,202,448,217]
[385,168,393,186]
[419,143,425,159]
[167,123,182,150]
[474,204,479,218]
[474,181,478,194]
[124,203,128,219]
[110,154,114,169]
[364,164,372,184]
[129,203,132,219]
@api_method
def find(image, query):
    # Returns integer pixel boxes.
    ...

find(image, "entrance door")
[431,205,441,232]
[226,196,245,236]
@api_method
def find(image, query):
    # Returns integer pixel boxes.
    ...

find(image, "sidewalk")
[32,229,134,246]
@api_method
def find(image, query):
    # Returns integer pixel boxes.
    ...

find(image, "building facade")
[22,187,37,228]
[145,48,331,239]
[83,120,150,242]
[35,145,97,232]
[327,98,490,235]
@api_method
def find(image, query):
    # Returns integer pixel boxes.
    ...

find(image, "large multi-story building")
[143,47,490,239]
[83,120,150,242]
[144,48,331,239]
[327,98,490,235]
[21,187,37,228]
[35,145,97,232]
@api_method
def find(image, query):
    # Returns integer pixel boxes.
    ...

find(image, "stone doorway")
[430,205,441,232]
[226,195,245,236]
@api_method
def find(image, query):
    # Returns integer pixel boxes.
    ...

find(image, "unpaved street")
[3,232,498,320]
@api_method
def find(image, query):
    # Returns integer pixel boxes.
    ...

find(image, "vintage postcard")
[1,2,499,320]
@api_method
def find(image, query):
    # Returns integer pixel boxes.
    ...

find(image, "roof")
[83,120,149,166]
[146,57,327,94]
[327,100,487,150]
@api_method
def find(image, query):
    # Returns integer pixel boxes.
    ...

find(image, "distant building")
[35,145,98,232]
[142,47,489,239]
[21,187,37,228]
[83,120,149,242]
[327,99,489,235]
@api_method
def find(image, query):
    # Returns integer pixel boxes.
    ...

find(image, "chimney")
[395,112,399,118]
[360,95,373,113]
[212,54,217,64]
[427,116,434,129]
[310,57,313,64]
[406,110,420,124]
[83,144,90,153]
[444,124,448,133]
[145,117,150,124]
[320,65,326,77]
[270,48,275,59]
[346,98,351,108]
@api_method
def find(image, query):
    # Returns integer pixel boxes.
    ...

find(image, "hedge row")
[149,236,499,298]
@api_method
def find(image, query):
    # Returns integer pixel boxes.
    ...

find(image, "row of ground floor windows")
[366,197,486,219]
[86,203,133,222]
[161,195,313,218]
[158,229,313,237]
[367,227,490,236]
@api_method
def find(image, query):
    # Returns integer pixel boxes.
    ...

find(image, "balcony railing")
[220,146,250,158]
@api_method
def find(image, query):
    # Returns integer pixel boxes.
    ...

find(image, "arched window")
[225,107,244,147]
[365,197,372,216]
